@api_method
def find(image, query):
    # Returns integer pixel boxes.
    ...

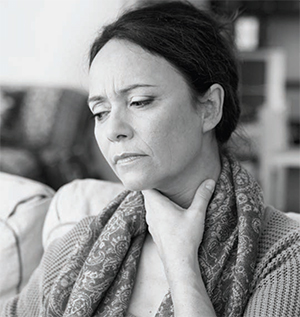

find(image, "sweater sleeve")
[1,216,94,317]
[1,262,44,317]
[243,207,300,317]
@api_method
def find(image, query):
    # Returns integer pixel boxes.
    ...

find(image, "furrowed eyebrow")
[88,84,157,110]
[88,96,105,109]
[119,84,156,94]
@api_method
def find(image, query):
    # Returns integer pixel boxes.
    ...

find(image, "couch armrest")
[0,172,54,301]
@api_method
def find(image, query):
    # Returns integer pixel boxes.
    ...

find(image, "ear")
[198,83,224,134]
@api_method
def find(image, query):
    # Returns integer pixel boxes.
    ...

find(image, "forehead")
[88,39,188,95]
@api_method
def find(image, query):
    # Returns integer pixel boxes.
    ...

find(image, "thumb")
[189,179,215,211]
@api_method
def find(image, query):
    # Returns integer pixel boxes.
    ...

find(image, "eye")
[130,98,154,108]
[92,111,109,122]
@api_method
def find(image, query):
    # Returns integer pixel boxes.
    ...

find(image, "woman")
[3,1,300,317]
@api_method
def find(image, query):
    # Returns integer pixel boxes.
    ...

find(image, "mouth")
[113,153,148,165]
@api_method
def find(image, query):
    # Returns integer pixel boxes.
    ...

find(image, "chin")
[118,173,156,192]
[120,179,150,192]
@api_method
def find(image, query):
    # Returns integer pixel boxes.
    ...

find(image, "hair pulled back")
[89,1,240,143]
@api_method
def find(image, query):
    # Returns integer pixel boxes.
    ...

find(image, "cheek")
[154,113,201,165]
[142,114,189,160]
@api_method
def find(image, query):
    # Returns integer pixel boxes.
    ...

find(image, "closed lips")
[113,153,147,164]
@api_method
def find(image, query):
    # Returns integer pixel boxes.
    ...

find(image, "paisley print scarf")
[45,154,264,317]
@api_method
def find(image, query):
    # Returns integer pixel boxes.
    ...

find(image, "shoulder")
[43,179,124,248]
[260,206,299,247]
[244,208,300,316]
[253,205,300,288]
[257,206,299,261]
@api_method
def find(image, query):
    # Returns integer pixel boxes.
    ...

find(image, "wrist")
[163,250,199,277]
[164,255,201,289]
[168,264,216,317]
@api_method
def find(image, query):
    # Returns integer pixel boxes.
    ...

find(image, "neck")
[157,140,221,209]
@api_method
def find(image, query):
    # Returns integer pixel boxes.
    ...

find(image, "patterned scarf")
[45,154,264,317]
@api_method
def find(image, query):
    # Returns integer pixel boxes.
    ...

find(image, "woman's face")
[89,39,206,191]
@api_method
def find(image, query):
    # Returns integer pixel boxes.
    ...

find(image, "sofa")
[0,171,299,307]
[0,171,124,305]
[0,172,54,301]
[0,85,94,190]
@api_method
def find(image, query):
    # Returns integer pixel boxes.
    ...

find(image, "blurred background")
[0,0,299,212]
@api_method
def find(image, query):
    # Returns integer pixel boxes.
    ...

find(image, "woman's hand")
[142,179,216,317]
[142,179,215,270]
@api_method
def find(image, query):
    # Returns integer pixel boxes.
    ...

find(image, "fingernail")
[205,180,215,192]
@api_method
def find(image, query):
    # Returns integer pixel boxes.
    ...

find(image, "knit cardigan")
[126,207,300,317]
[1,185,300,316]
[2,206,300,316]
[125,206,300,317]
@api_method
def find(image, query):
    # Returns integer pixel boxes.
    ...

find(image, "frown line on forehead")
[88,84,157,109]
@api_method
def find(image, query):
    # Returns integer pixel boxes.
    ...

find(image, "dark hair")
[89,1,240,143]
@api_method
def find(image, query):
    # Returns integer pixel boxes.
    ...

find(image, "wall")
[0,0,124,90]
[0,0,209,91]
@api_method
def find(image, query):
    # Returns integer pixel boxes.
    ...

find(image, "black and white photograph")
[0,1,299,316]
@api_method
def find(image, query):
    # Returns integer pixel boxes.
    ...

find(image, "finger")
[189,179,215,211]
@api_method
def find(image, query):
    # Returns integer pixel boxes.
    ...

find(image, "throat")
[156,138,221,209]
[160,185,200,209]
[157,157,221,209]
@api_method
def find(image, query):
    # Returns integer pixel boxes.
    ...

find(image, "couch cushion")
[0,172,54,301]
[43,179,124,249]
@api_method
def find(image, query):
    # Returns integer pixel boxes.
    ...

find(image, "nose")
[105,110,133,142]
